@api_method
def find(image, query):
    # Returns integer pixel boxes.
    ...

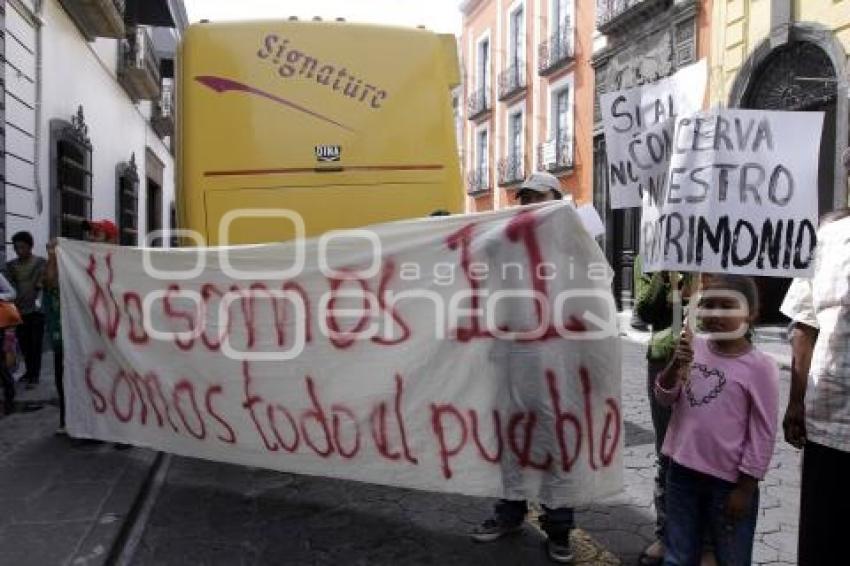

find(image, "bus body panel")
[178,20,463,245]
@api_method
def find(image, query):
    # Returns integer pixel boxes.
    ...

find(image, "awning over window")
[125,0,175,28]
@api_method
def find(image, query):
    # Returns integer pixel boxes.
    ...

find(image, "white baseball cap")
[517,171,563,195]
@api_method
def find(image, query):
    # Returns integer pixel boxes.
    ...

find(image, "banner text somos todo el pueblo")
[59,203,623,507]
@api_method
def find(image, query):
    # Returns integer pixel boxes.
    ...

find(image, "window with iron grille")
[503,110,524,184]
[552,0,569,33]
[675,18,696,67]
[510,7,524,69]
[476,128,489,180]
[555,88,569,146]
[478,38,490,96]
[116,155,139,246]
[510,111,523,162]
[50,108,92,240]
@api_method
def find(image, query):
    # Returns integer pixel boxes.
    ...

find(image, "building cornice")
[460,0,487,17]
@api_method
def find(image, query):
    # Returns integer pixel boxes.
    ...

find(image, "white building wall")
[4,0,175,257]
[4,0,38,257]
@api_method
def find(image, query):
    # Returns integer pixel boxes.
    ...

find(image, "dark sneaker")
[546,539,575,563]
[470,518,522,542]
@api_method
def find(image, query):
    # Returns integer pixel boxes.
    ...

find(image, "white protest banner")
[59,203,623,506]
[640,108,823,277]
[601,60,707,209]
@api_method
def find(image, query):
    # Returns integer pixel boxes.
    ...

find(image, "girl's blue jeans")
[664,462,759,566]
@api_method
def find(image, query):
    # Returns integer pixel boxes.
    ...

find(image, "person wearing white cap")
[470,169,576,564]
[514,171,564,206]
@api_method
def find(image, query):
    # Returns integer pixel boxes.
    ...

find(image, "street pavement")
[0,327,801,565]
[0,395,157,566]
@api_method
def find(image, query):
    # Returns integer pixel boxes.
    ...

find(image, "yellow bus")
[177,19,464,245]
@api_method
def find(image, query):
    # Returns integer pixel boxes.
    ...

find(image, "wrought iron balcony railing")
[498,154,525,186]
[466,86,491,120]
[498,60,527,100]
[596,0,670,35]
[466,168,492,196]
[538,23,575,76]
[537,134,574,172]
[151,78,175,138]
[59,0,126,41]
[118,26,161,102]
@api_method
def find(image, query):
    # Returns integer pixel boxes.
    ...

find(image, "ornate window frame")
[116,152,139,246]
[50,106,93,240]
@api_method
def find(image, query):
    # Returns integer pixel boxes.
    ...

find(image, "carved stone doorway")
[741,41,838,321]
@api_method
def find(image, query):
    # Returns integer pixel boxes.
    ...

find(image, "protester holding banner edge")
[469,171,577,565]
[45,220,121,436]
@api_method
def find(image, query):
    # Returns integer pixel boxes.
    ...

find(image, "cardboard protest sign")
[58,203,623,506]
[601,60,707,209]
[640,108,823,277]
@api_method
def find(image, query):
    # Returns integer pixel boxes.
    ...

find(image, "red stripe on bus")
[203,164,445,177]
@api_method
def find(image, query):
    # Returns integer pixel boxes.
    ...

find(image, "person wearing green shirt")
[44,238,64,433]
[634,261,694,565]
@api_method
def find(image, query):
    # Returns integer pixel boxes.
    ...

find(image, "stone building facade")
[708,0,850,317]
[592,0,711,307]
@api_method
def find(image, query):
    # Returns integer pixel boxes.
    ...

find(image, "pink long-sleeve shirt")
[655,337,780,483]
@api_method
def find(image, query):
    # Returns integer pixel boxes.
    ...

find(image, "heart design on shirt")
[685,363,727,407]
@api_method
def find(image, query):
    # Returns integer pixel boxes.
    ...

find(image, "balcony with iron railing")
[498,61,527,101]
[466,86,492,121]
[537,133,574,173]
[151,78,174,138]
[466,167,492,196]
[59,0,126,40]
[118,26,161,102]
[538,23,575,76]
[596,0,671,35]
[498,154,525,187]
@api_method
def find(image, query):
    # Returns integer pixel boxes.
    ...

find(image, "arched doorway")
[733,38,842,321]
[743,42,837,217]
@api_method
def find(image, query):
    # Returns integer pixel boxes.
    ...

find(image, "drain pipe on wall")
[32,0,45,217]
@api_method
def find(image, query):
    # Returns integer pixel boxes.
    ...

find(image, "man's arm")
[784,322,817,448]
[44,240,59,289]
[779,276,818,449]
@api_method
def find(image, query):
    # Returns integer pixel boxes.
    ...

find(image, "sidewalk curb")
[111,452,171,566]
[68,450,164,566]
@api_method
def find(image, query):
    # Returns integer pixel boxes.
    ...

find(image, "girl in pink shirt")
[656,275,779,565]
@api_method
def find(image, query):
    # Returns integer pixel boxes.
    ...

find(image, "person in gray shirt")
[5,231,46,389]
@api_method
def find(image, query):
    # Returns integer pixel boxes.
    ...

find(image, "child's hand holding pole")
[672,324,694,382]
[658,323,694,391]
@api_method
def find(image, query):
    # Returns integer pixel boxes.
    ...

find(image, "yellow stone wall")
[710,0,850,104]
